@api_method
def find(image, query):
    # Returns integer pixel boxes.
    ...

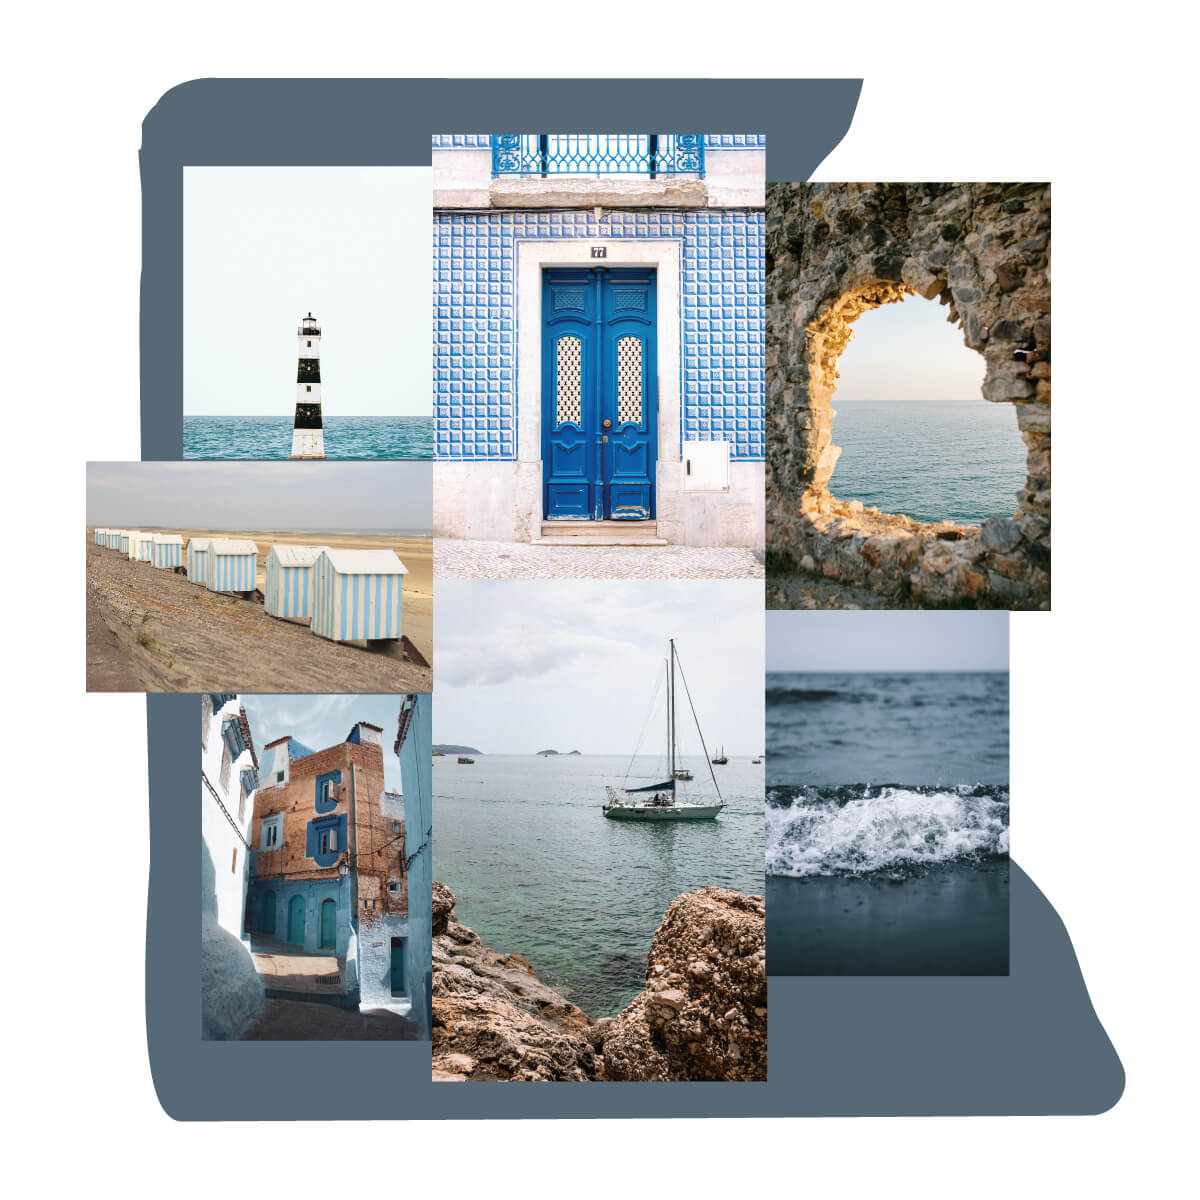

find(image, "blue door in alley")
[542,268,657,520]
[390,937,406,996]
[320,899,336,949]
[287,895,306,946]
[261,890,276,936]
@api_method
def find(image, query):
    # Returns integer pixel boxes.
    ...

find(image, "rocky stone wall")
[766,183,1050,609]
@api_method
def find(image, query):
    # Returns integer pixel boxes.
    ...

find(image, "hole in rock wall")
[830,296,1025,526]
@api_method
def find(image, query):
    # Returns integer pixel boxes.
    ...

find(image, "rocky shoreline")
[432,881,766,1081]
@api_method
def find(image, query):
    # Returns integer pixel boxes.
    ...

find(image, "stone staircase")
[533,520,668,547]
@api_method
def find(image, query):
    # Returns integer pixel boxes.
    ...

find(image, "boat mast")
[668,638,676,779]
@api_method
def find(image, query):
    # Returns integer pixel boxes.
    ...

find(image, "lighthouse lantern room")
[290,312,326,459]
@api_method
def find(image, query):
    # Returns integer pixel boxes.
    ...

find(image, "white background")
[5,3,1194,1196]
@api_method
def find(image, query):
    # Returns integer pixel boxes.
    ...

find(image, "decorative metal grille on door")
[616,336,643,424]
[556,336,582,426]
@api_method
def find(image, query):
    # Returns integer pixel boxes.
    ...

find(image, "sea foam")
[765,785,1009,878]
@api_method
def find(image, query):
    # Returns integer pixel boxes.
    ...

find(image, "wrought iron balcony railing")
[491,134,704,179]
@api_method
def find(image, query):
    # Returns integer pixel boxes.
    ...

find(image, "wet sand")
[767,860,1009,976]
[86,530,432,693]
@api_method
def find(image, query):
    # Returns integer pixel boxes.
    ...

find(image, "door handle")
[602,419,612,428]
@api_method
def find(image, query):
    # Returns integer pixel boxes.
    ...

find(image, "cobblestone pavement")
[240,998,424,1041]
[436,539,765,580]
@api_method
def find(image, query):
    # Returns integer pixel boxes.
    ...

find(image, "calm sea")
[183,415,433,459]
[433,753,765,1017]
[766,671,1009,787]
[829,399,1025,524]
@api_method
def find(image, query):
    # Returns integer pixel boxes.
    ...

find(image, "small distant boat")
[712,745,729,765]
[603,639,725,822]
[457,755,474,764]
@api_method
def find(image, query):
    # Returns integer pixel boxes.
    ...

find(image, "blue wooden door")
[287,895,306,946]
[261,890,276,936]
[319,899,336,949]
[390,938,406,996]
[543,268,656,520]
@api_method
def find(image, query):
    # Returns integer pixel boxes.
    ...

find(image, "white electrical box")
[682,439,730,491]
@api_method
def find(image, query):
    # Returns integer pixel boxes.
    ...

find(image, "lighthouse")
[290,312,326,459]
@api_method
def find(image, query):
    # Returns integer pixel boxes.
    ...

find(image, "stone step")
[532,535,669,547]
[541,520,658,537]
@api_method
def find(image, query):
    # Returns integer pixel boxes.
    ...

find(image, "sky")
[239,694,402,792]
[767,611,1008,672]
[183,166,431,417]
[435,580,765,755]
[86,460,431,532]
[833,295,986,403]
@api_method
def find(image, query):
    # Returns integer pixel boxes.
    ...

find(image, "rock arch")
[766,182,1050,609]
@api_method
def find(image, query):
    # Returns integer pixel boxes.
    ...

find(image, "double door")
[542,268,657,520]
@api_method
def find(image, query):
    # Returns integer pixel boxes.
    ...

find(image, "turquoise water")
[433,754,765,1017]
[829,399,1026,524]
[184,415,433,459]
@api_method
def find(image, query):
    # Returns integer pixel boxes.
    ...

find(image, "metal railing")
[491,134,704,178]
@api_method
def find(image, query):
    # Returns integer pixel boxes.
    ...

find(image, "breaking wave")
[765,784,1009,879]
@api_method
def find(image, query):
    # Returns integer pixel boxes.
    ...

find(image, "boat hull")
[602,803,724,821]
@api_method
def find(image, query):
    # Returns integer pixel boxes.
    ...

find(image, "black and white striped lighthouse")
[290,312,326,459]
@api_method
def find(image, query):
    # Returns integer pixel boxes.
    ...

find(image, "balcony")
[491,134,704,179]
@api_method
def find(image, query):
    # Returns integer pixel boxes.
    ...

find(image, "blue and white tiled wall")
[433,209,765,463]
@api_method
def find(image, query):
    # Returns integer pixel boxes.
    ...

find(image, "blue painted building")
[356,694,432,1033]
[244,712,429,1024]
[432,134,766,547]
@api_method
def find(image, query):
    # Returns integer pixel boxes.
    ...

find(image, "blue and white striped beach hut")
[206,538,258,593]
[93,528,108,547]
[264,544,327,623]
[125,531,144,560]
[187,537,214,586]
[311,549,407,643]
[150,533,183,569]
[118,531,130,555]
[134,532,155,562]
[106,529,123,550]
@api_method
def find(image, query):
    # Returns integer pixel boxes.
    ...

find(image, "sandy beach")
[86,529,432,693]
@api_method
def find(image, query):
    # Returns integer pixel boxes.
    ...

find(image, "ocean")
[766,671,1009,786]
[433,753,765,1017]
[828,399,1026,525]
[765,671,1010,974]
[183,415,433,459]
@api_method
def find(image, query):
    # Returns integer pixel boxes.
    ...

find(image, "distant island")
[537,749,582,756]
[434,744,482,756]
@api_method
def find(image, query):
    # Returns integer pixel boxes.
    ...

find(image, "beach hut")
[105,529,123,550]
[118,531,130,555]
[93,528,108,546]
[264,544,327,623]
[134,532,155,562]
[150,533,183,569]
[206,538,258,594]
[124,531,144,560]
[187,536,214,586]
[311,548,407,643]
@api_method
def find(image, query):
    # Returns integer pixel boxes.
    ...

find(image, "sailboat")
[603,639,726,822]
[712,746,729,765]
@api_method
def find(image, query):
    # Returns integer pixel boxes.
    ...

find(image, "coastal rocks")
[766,183,1051,610]
[431,883,767,1082]
[432,884,600,1081]
[601,888,767,1082]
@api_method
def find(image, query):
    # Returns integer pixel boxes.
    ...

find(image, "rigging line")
[623,668,665,785]
[674,653,723,801]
